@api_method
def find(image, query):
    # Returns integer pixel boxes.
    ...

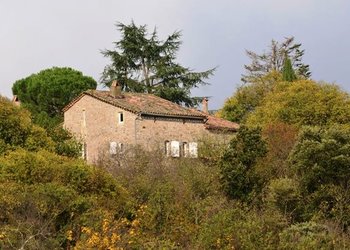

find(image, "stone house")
[63,82,239,164]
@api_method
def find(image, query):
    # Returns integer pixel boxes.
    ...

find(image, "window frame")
[118,112,124,124]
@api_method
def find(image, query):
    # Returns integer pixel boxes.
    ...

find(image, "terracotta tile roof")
[63,90,239,131]
[63,90,206,119]
[204,114,240,131]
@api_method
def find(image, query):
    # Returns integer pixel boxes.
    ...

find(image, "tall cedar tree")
[242,37,311,83]
[282,57,297,82]
[101,22,215,107]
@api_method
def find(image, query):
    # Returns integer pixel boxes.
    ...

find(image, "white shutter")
[171,141,180,157]
[189,142,198,158]
[110,141,117,155]
[165,141,171,157]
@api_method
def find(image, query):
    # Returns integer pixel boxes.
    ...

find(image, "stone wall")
[135,116,207,150]
[64,95,137,163]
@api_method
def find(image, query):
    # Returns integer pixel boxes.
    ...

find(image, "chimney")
[110,80,122,97]
[202,97,209,114]
[12,95,21,106]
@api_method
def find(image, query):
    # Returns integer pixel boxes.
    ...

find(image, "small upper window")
[118,112,124,124]
[82,109,86,127]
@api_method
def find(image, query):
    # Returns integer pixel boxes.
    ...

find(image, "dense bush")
[246,80,350,128]
[0,150,129,249]
[289,125,350,229]
[279,222,348,249]
[219,126,267,201]
[0,96,81,157]
[2,75,350,248]
[94,147,223,248]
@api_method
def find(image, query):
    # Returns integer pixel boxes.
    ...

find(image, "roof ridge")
[63,89,206,119]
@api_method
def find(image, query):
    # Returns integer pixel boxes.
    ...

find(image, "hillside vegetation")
[3,34,350,248]
[1,75,350,249]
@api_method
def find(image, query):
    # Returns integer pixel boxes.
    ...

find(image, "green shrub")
[265,178,302,222]
[196,205,287,249]
[219,126,267,201]
[279,222,350,249]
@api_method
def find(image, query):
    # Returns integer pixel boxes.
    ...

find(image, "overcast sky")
[1,0,349,109]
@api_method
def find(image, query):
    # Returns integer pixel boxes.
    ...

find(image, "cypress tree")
[282,57,297,82]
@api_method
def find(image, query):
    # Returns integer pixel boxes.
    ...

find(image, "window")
[181,142,189,157]
[170,141,180,157]
[189,142,198,158]
[110,141,123,155]
[118,142,124,153]
[82,109,86,127]
[118,112,124,124]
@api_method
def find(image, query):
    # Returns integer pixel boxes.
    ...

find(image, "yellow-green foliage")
[0,96,81,157]
[218,71,282,122]
[2,76,350,249]
[196,204,288,249]
[264,178,302,222]
[246,80,350,128]
[279,222,349,250]
[0,96,54,153]
[96,148,224,248]
[0,149,129,249]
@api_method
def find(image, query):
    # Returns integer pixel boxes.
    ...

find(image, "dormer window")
[118,112,124,124]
